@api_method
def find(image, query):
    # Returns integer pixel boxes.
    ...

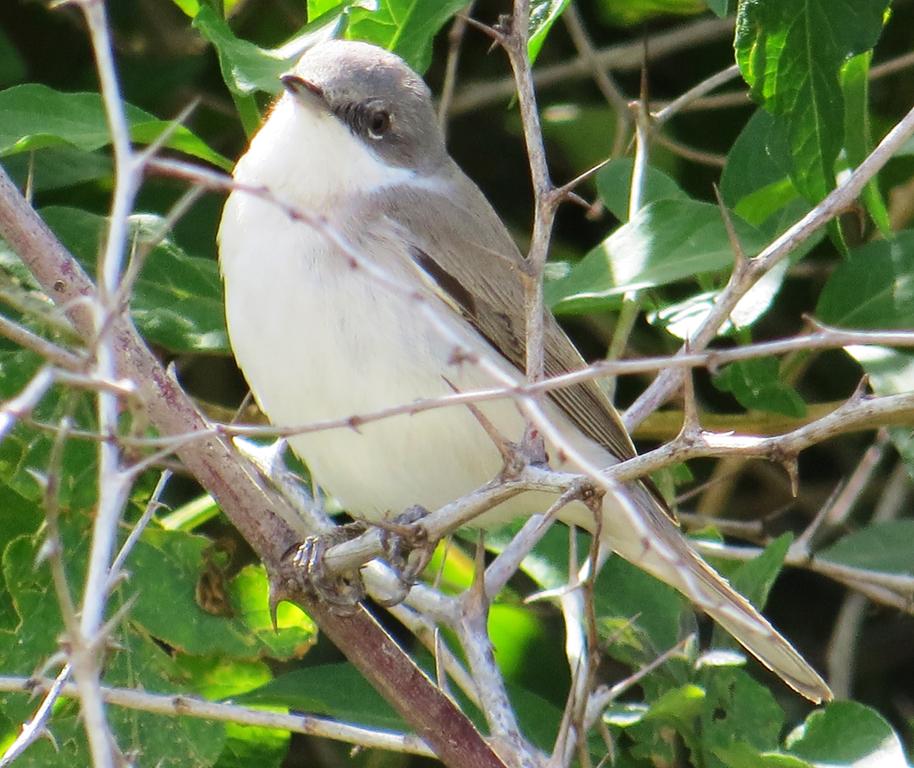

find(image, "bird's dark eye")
[367,108,391,139]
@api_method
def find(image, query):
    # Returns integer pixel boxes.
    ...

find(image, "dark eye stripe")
[334,100,389,139]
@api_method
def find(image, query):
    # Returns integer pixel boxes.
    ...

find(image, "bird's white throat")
[234,95,417,209]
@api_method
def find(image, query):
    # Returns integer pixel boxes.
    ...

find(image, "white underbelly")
[220,192,551,520]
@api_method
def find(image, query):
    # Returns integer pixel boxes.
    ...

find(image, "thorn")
[850,375,871,403]
[781,455,800,497]
[267,572,286,633]
[679,348,701,439]
[464,15,504,48]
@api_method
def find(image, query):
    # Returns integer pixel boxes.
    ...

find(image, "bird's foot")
[278,522,369,615]
[374,506,433,606]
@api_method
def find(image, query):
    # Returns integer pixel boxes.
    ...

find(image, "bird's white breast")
[218,97,532,520]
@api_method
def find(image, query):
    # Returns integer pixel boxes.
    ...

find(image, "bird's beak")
[280,74,327,111]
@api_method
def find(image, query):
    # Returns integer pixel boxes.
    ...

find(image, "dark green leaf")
[720,109,797,222]
[714,358,806,417]
[0,84,231,171]
[596,158,686,222]
[817,232,914,328]
[346,1,469,73]
[239,663,406,730]
[547,199,768,315]
[787,701,908,767]
[36,206,228,353]
[735,0,889,201]
[727,533,792,610]
[700,667,784,768]
[1,146,112,193]
[0,521,226,768]
[818,521,914,575]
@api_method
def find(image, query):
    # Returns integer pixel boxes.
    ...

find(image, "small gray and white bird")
[218,39,831,703]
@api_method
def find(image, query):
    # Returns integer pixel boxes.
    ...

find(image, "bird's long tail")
[596,483,832,704]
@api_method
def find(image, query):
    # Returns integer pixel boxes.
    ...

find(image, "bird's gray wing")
[368,171,639,466]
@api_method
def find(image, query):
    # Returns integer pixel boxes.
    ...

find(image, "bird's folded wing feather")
[369,176,639,466]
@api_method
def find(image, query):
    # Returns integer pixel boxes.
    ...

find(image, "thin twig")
[0,675,436,758]
[626,102,914,429]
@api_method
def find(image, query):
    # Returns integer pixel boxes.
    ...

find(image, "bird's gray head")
[281,40,446,174]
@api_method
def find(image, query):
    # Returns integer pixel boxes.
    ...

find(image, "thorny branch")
[2,4,914,768]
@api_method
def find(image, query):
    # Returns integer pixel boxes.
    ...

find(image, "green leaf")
[596,158,687,222]
[0,84,232,171]
[36,206,229,353]
[128,529,317,660]
[817,232,914,330]
[214,723,290,768]
[714,358,807,417]
[818,521,914,575]
[727,533,792,610]
[735,0,890,202]
[528,0,571,63]
[700,667,785,768]
[540,104,620,173]
[721,109,798,224]
[1,146,112,193]
[707,0,735,17]
[598,0,706,26]
[0,349,99,511]
[547,199,768,315]
[786,701,909,767]
[346,0,469,73]
[841,52,892,237]
[193,5,294,97]
[0,523,226,768]
[815,233,914,400]
[239,663,406,730]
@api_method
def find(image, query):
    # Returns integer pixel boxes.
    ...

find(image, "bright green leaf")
[193,5,294,97]
[735,0,890,201]
[547,199,768,315]
[786,701,909,767]
[214,723,290,768]
[728,533,792,610]
[721,109,796,219]
[841,51,892,236]
[0,84,231,171]
[346,0,469,73]
[128,529,317,660]
[700,667,785,767]
[528,0,571,63]
[599,0,705,26]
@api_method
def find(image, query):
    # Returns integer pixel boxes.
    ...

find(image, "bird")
[217,38,831,704]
